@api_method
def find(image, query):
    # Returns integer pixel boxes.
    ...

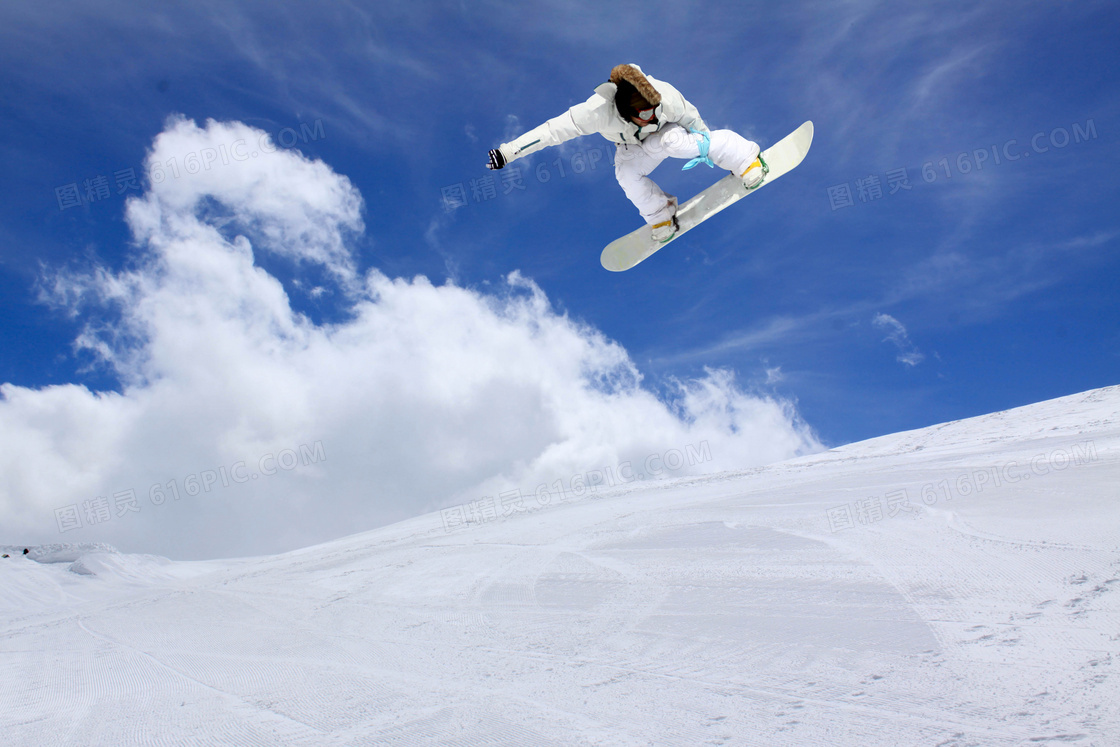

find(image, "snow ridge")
[2,386,1118,745]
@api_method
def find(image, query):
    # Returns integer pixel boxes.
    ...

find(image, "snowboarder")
[486,64,766,243]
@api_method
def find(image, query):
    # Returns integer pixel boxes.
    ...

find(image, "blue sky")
[1,1,1117,557]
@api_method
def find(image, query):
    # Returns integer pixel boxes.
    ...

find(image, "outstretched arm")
[486,95,609,169]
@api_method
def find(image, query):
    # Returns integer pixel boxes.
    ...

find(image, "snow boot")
[649,195,679,243]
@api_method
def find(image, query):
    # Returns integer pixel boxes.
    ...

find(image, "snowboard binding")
[741,154,769,191]
[651,215,679,244]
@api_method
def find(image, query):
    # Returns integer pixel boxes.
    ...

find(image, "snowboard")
[600,121,814,272]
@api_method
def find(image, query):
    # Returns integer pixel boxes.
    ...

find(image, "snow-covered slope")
[2,386,1118,746]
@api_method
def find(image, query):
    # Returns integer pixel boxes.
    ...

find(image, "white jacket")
[497,65,709,164]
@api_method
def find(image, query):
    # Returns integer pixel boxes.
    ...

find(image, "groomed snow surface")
[3,387,1118,746]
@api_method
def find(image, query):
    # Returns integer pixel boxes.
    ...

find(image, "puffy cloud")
[131,115,363,283]
[1,117,821,560]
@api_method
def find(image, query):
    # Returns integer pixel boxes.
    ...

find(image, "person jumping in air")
[486,64,767,243]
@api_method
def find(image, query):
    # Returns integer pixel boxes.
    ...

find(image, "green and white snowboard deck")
[600,121,814,272]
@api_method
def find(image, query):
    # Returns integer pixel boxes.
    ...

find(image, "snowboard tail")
[600,121,814,272]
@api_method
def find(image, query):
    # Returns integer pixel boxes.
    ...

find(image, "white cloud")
[132,115,364,285]
[1,117,822,560]
[873,313,925,367]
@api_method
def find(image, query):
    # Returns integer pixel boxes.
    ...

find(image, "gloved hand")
[486,149,506,170]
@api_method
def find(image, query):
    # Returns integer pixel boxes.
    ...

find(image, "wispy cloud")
[885,228,1120,323]
[873,313,924,367]
[644,295,884,371]
[780,3,1002,162]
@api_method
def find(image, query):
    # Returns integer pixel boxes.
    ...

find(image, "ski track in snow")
[2,386,1118,745]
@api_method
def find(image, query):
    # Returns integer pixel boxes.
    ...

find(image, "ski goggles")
[635,107,656,122]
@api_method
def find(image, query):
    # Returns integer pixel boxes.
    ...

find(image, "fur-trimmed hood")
[609,63,661,107]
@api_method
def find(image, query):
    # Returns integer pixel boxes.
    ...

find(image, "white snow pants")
[614,124,761,225]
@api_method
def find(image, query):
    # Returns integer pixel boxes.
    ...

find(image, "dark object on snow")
[23,548,29,555]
